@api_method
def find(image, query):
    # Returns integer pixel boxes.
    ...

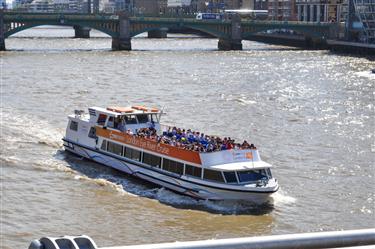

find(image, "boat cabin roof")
[91,107,121,117]
[90,106,161,117]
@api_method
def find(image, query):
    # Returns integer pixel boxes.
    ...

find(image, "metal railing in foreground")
[28,228,375,249]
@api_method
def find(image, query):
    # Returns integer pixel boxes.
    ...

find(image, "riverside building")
[343,0,375,43]
[268,0,297,21]
[0,0,7,8]
[295,0,343,22]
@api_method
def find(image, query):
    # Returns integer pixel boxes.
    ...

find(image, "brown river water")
[1,27,374,249]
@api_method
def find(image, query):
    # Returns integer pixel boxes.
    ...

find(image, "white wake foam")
[355,71,375,80]
[0,109,63,149]
[271,190,296,205]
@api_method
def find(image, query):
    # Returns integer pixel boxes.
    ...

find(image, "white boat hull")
[63,140,276,204]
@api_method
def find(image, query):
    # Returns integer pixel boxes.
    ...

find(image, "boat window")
[223,171,238,184]
[107,141,123,156]
[69,121,78,131]
[203,169,225,183]
[237,170,268,183]
[108,116,114,128]
[100,140,107,151]
[137,114,149,123]
[124,147,141,161]
[97,114,107,125]
[163,158,183,175]
[185,164,202,178]
[143,152,161,167]
[124,115,137,124]
[113,117,121,129]
[266,168,272,178]
[88,127,97,138]
[150,114,159,123]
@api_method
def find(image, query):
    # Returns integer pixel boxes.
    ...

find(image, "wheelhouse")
[88,106,162,133]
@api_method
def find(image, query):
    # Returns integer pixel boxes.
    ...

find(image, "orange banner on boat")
[245,152,253,159]
[96,127,202,165]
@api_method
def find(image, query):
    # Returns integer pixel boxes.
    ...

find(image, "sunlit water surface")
[1,26,374,249]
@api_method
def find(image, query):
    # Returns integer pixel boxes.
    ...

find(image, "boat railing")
[199,149,260,166]
[158,124,256,153]
[74,110,85,117]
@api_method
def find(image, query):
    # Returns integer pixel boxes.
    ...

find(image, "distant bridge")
[0,11,338,51]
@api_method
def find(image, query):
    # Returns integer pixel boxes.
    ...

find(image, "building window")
[143,152,161,167]
[163,158,183,175]
[185,164,202,178]
[124,147,141,161]
[107,141,123,156]
[203,169,224,183]
[69,121,78,131]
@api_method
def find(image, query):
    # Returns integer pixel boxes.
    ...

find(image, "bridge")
[0,11,338,51]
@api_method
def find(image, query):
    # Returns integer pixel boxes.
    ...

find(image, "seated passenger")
[226,142,233,150]
[221,143,227,150]
[242,140,250,149]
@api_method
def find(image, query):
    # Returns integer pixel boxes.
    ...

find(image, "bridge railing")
[3,12,121,22]
[3,12,334,25]
[132,13,196,19]
[3,10,196,18]
[3,10,335,24]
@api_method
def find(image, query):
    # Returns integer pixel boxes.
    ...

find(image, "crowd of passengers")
[125,126,256,152]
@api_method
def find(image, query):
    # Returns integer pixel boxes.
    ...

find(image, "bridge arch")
[242,29,325,40]
[130,23,230,39]
[241,23,332,41]
[5,22,117,38]
[183,24,228,39]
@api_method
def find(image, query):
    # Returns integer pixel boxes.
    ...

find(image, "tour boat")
[63,106,279,203]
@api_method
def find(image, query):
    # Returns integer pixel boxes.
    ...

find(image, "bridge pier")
[112,12,131,51]
[218,39,242,50]
[112,38,131,51]
[218,14,242,51]
[304,36,327,49]
[74,25,91,39]
[0,10,5,51]
[148,29,167,38]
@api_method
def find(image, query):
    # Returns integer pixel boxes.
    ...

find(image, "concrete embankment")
[245,34,375,55]
[166,27,375,55]
[327,40,375,55]
[245,33,311,49]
